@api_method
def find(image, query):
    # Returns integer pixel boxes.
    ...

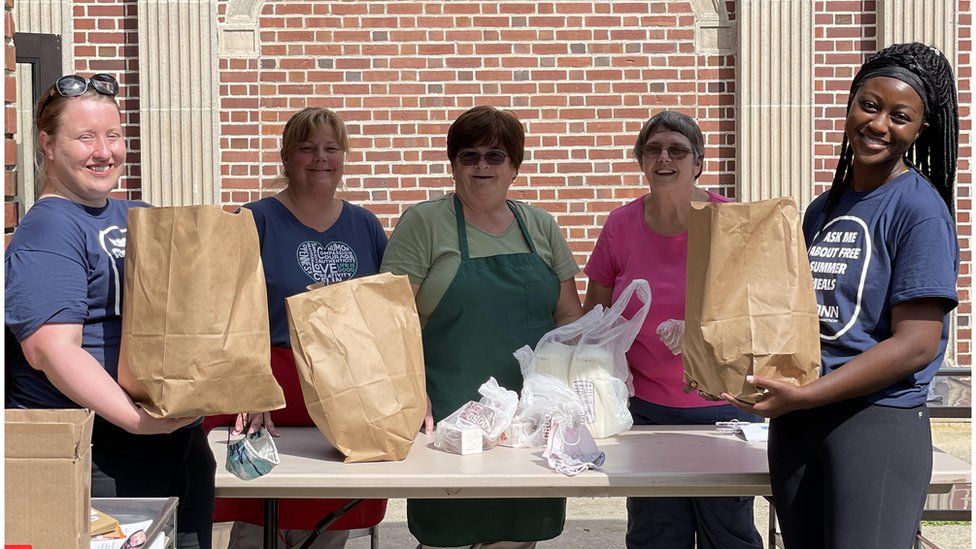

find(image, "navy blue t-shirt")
[5,197,149,409]
[802,169,959,407]
[243,197,388,347]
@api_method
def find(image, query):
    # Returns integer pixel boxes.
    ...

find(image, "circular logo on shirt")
[296,240,358,284]
[808,216,871,341]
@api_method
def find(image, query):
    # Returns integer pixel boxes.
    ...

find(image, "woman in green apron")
[382,106,583,548]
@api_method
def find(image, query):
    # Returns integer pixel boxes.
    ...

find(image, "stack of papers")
[90,508,121,538]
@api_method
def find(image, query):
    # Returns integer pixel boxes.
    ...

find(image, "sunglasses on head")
[37,73,119,122]
[457,150,509,167]
[54,73,119,98]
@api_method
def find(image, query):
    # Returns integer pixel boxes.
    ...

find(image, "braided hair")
[824,42,958,220]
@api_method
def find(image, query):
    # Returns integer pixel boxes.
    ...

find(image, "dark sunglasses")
[457,150,509,166]
[643,145,692,160]
[54,73,119,98]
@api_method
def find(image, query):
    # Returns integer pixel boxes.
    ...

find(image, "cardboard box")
[5,408,94,549]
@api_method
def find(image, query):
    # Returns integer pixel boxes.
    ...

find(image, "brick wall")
[4,0,15,246]
[48,0,972,365]
[217,0,739,264]
[72,0,141,200]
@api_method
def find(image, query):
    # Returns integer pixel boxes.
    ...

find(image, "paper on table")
[740,423,769,443]
[90,520,164,549]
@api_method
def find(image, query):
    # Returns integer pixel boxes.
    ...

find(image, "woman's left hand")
[721,375,813,419]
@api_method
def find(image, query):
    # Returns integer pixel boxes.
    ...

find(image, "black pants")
[768,400,931,549]
[91,417,216,549]
[625,398,764,549]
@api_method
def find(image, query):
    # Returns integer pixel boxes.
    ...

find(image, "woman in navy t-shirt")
[207,108,388,549]
[5,75,215,548]
[723,44,960,548]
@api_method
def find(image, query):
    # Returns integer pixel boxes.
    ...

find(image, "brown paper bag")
[683,198,821,403]
[119,206,285,417]
[286,272,427,463]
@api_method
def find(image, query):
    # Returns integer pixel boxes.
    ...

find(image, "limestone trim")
[15,64,36,216]
[735,0,815,208]
[12,0,73,76]
[688,0,735,54]
[137,0,220,205]
[878,0,958,74]
[218,0,262,57]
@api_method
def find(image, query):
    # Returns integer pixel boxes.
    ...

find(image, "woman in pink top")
[584,111,762,549]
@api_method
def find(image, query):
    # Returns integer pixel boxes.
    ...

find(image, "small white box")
[458,427,483,455]
[434,423,484,455]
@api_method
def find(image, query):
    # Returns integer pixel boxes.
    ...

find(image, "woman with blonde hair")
[5,74,214,548]
[206,107,388,548]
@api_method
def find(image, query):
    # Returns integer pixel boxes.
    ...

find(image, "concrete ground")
[215,421,971,549]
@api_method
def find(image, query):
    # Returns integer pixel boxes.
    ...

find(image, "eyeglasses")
[457,150,509,166]
[54,73,119,98]
[642,145,692,160]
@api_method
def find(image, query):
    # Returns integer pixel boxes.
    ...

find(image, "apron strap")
[453,194,472,261]
[507,200,538,255]
[453,194,539,260]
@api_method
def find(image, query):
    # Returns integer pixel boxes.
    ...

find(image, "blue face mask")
[226,427,279,481]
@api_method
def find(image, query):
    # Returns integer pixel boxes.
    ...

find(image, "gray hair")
[632,111,706,166]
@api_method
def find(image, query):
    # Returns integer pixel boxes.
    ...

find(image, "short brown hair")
[280,107,349,164]
[447,106,525,170]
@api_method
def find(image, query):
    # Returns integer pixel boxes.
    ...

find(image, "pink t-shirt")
[584,191,731,408]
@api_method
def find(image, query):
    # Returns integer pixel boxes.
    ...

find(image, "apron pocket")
[524,281,552,330]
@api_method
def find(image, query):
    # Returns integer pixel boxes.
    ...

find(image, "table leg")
[299,499,364,549]
[264,498,279,549]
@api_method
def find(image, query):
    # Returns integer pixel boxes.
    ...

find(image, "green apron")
[407,195,566,547]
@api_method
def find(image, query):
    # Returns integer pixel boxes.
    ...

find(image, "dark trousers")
[91,417,216,549]
[768,400,931,549]
[626,398,764,549]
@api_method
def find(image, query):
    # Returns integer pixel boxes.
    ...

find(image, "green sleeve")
[380,206,431,285]
[545,210,580,282]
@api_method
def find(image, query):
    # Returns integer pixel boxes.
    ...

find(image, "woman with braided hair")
[723,43,959,548]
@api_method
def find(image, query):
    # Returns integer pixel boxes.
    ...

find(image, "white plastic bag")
[543,417,605,476]
[434,377,519,454]
[568,279,651,438]
[523,306,606,386]
[503,353,587,448]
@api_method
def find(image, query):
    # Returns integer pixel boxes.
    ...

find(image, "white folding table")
[209,425,971,549]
